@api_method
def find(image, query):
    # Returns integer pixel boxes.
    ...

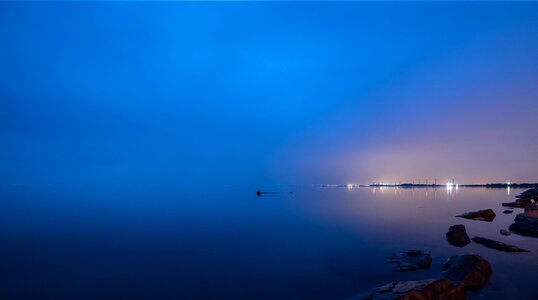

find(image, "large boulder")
[446,225,471,247]
[386,250,432,272]
[509,204,538,237]
[351,278,466,300]
[456,209,496,222]
[471,236,529,252]
[441,255,492,290]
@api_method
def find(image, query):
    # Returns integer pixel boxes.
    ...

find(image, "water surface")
[1,185,537,299]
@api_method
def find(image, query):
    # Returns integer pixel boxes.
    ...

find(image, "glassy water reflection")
[1,185,537,299]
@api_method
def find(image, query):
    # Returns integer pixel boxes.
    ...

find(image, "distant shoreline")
[370,183,538,188]
[320,183,538,189]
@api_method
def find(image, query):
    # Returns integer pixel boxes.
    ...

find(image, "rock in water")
[500,229,512,236]
[515,188,538,201]
[441,255,492,290]
[456,209,496,222]
[502,210,514,214]
[509,203,538,237]
[502,198,532,208]
[510,215,538,237]
[386,250,432,272]
[524,203,538,214]
[471,236,529,252]
[446,225,471,247]
[351,278,466,300]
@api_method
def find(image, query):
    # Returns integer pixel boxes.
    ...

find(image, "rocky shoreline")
[508,190,538,237]
[354,254,492,300]
[352,188,538,299]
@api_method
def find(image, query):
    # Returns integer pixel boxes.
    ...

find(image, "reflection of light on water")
[347,184,353,190]
[446,182,454,193]
[446,182,458,195]
[371,187,384,193]
[507,186,511,195]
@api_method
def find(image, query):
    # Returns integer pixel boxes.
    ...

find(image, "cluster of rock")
[502,198,532,208]
[352,189,538,300]
[445,223,527,252]
[506,189,538,237]
[509,203,538,236]
[451,188,538,249]
[354,254,492,300]
[502,188,537,208]
[515,188,538,200]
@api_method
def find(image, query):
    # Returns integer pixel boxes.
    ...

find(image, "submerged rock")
[446,225,471,247]
[471,236,529,252]
[500,229,512,236]
[502,210,514,214]
[386,250,432,272]
[441,254,492,290]
[352,278,466,300]
[456,209,496,222]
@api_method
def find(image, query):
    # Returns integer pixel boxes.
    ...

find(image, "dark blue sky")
[1,2,538,185]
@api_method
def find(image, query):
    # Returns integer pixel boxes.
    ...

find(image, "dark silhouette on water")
[256,190,278,197]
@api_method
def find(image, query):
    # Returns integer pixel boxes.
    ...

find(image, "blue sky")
[1,2,538,185]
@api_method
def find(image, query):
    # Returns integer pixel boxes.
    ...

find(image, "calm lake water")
[1,185,537,299]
